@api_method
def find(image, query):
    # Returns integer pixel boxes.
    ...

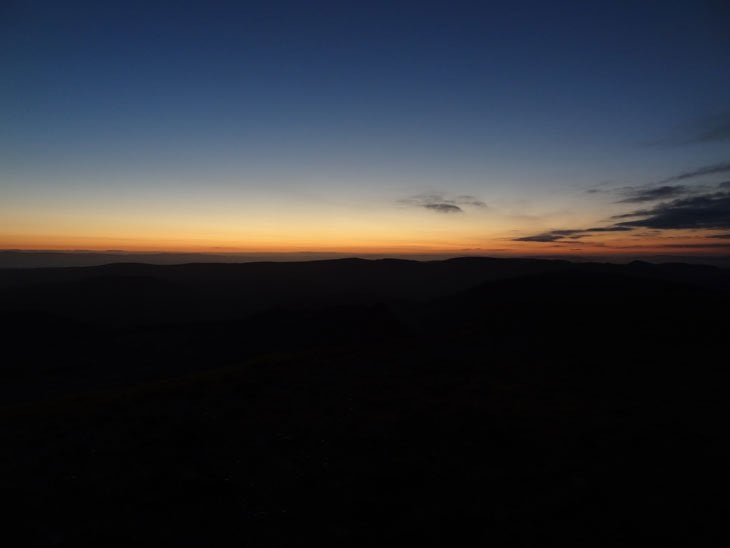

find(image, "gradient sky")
[2,0,730,256]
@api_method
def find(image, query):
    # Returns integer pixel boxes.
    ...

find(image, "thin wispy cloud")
[514,229,582,242]
[590,165,728,205]
[399,193,487,214]
[658,162,730,184]
[655,242,730,249]
[617,185,689,203]
[514,226,631,243]
[424,203,463,214]
[453,195,488,208]
[691,113,730,144]
[650,112,730,146]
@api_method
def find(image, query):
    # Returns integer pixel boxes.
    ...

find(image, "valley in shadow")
[1,257,727,545]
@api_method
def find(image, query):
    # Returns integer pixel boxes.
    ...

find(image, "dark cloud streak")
[424,204,463,214]
[617,185,688,203]
[519,160,730,247]
[616,193,730,230]
[514,230,583,242]
[658,162,730,184]
[400,193,487,214]
[515,226,632,243]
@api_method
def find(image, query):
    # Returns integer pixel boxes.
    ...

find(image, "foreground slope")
[1,258,727,545]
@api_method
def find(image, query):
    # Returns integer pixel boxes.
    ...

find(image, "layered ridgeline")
[1,257,727,545]
[1,257,728,395]
[2,256,729,323]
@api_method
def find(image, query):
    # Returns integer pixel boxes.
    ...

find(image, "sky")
[2,0,730,257]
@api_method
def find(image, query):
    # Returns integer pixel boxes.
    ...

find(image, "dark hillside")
[1,258,727,545]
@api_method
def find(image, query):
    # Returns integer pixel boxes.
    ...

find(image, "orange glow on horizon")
[1,228,728,257]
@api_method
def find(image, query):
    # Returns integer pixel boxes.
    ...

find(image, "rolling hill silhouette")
[1,257,727,545]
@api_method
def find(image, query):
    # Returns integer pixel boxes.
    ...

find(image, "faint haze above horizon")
[2,1,730,257]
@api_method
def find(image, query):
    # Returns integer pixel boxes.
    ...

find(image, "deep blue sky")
[2,0,730,253]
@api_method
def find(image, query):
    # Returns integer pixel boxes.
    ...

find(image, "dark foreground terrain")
[1,257,727,545]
